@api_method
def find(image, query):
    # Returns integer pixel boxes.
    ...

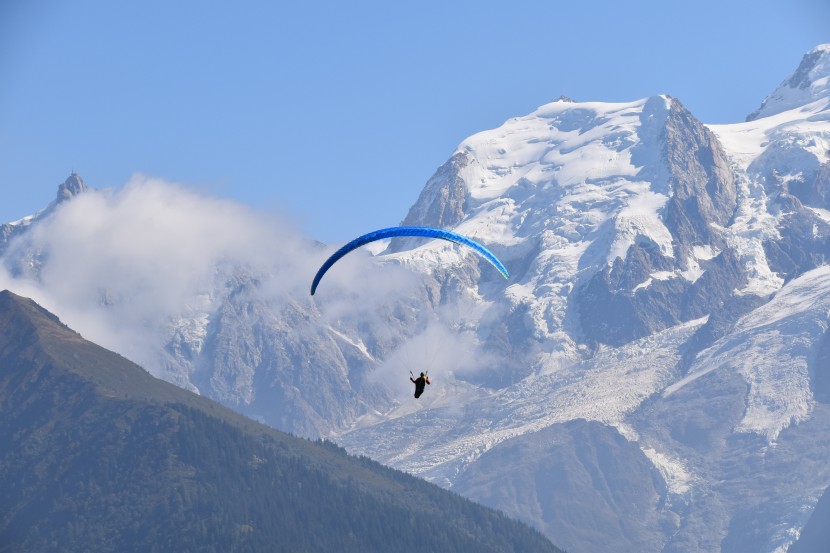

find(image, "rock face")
[402,151,471,229]
[569,97,744,346]
[186,274,394,437]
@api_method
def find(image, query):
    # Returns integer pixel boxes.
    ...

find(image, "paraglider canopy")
[309,226,509,295]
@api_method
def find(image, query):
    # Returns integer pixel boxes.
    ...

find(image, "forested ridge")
[0,290,563,553]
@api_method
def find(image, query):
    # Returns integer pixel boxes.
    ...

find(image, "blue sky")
[1,0,828,243]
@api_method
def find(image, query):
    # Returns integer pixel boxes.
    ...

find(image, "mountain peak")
[787,44,830,89]
[56,172,88,204]
[0,174,90,254]
[747,44,830,121]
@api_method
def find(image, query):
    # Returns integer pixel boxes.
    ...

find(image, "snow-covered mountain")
[3,44,830,553]
[340,44,830,553]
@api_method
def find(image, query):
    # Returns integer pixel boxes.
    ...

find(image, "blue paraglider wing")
[310,226,509,295]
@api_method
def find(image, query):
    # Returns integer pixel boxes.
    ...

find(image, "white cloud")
[2,175,315,369]
[1,175,497,401]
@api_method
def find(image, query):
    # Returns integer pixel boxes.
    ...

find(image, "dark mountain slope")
[0,290,562,553]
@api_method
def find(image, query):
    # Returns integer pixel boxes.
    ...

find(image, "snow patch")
[692,245,719,260]
[642,447,693,495]
[327,326,378,364]
[608,186,673,263]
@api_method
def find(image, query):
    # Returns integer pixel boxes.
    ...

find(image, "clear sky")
[1,0,828,243]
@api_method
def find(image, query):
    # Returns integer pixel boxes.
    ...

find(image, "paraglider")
[310,225,509,400]
[309,226,509,296]
[410,371,430,399]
